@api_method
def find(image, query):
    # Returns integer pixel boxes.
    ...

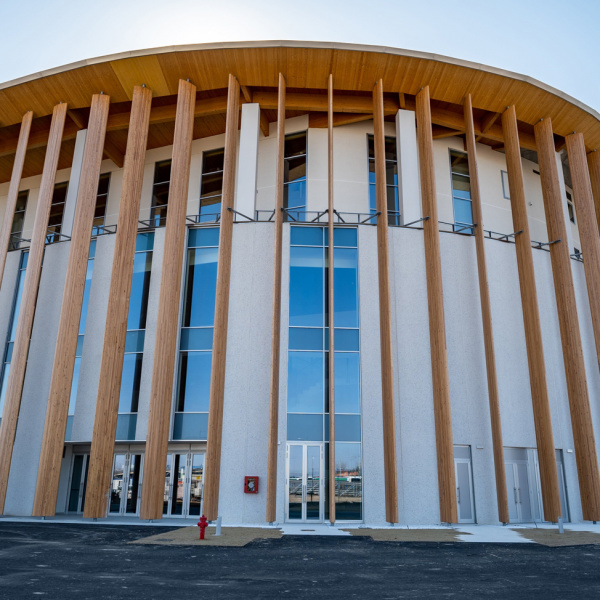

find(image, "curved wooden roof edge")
[1,40,599,149]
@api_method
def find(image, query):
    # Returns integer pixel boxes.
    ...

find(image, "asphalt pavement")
[0,522,599,599]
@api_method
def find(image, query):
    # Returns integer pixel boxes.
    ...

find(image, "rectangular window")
[501,170,510,200]
[284,132,307,222]
[92,173,110,235]
[0,251,28,424]
[116,232,154,441]
[450,150,474,234]
[173,227,220,441]
[9,190,28,250]
[47,182,68,243]
[150,160,171,226]
[367,135,399,225]
[566,191,576,224]
[199,149,224,223]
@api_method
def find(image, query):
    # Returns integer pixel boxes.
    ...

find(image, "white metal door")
[455,459,475,523]
[285,443,324,522]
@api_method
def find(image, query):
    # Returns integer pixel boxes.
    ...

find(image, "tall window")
[9,190,28,250]
[174,227,219,440]
[66,241,96,441]
[450,150,474,233]
[288,226,362,521]
[47,182,68,243]
[92,173,110,235]
[200,149,224,222]
[116,232,154,441]
[566,191,576,224]
[284,132,307,221]
[150,160,171,226]
[0,251,28,424]
[368,135,399,225]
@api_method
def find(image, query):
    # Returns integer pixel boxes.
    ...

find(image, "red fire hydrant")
[198,515,208,540]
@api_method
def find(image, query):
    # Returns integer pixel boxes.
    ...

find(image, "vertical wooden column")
[266,73,285,523]
[373,79,398,524]
[33,94,110,516]
[463,94,509,524]
[84,86,153,519]
[203,75,240,521]
[586,151,600,234]
[327,74,336,524]
[567,134,600,368]
[0,104,67,514]
[140,79,196,520]
[501,106,561,522]
[415,86,457,524]
[561,131,600,520]
[0,111,32,285]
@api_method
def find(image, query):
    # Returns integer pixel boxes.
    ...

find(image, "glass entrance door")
[163,453,205,518]
[67,454,89,513]
[109,453,143,516]
[286,443,324,522]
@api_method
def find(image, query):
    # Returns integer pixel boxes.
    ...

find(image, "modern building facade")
[0,41,600,526]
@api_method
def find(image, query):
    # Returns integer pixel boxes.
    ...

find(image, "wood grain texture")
[0,111,32,285]
[84,86,153,519]
[0,103,67,514]
[561,131,600,520]
[373,79,398,524]
[502,107,561,523]
[203,75,240,521]
[464,94,509,524]
[33,94,110,517]
[265,73,285,523]
[140,79,196,521]
[327,73,336,524]
[567,134,600,371]
[415,86,457,524]
[587,151,600,234]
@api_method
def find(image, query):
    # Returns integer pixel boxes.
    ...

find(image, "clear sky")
[1,0,599,111]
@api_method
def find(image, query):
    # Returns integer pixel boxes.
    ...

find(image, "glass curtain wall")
[150,160,171,226]
[287,226,362,520]
[199,149,224,222]
[449,150,474,233]
[9,190,28,250]
[66,240,96,441]
[368,135,400,226]
[174,227,219,440]
[0,251,28,424]
[115,232,154,440]
[284,133,307,221]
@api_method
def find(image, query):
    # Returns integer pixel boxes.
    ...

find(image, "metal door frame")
[164,452,205,519]
[109,452,144,516]
[285,442,325,523]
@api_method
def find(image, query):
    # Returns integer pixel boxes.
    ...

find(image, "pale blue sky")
[1,0,599,111]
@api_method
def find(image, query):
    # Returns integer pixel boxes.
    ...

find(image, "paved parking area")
[1,522,600,599]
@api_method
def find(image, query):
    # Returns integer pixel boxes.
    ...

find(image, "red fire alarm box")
[244,476,259,494]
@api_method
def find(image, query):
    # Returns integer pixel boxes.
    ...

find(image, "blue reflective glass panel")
[335,442,362,520]
[65,416,73,442]
[127,251,152,330]
[188,227,219,248]
[173,412,209,440]
[334,228,357,248]
[334,353,360,414]
[115,414,137,441]
[9,268,26,341]
[336,415,361,442]
[284,180,306,210]
[289,246,323,327]
[76,335,84,356]
[288,328,323,351]
[88,240,97,259]
[368,184,376,213]
[177,351,212,412]
[334,248,358,328]
[183,247,218,328]
[135,232,155,252]
[334,329,359,351]
[287,351,324,413]
[124,330,145,353]
[290,227,323,247]
[454,198,473,225]
[119,353,143,413]
[69,357,81,415]
[180,328,213,351]
[78,258,94,335]
[5,343,13,362]
[0,363,10,418]
[287,414,323,441]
